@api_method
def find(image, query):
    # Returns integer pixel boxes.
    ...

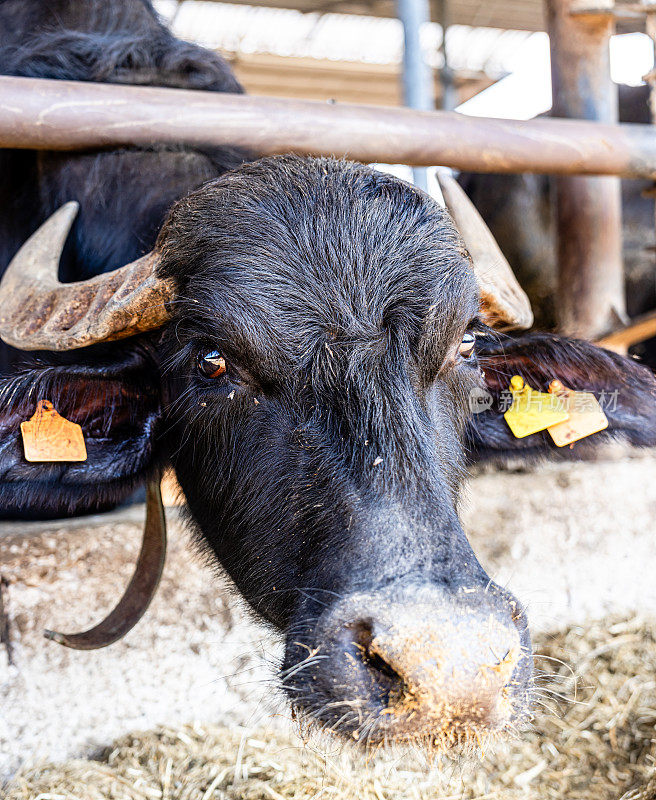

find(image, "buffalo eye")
[459,332,476,359]
[198,350,227,379]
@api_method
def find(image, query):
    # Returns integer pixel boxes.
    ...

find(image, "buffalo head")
[2,156,655,749]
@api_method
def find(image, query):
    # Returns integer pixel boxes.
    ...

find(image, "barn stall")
[3,456,656,798]
[1,0,656,797]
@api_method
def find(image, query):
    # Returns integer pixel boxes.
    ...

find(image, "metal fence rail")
[1,75,656,179]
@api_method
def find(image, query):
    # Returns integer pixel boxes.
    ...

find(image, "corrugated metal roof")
[159,0,546,32]
[155,0,537,77]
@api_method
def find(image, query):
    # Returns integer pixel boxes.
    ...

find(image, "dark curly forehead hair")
[157,156,479,360]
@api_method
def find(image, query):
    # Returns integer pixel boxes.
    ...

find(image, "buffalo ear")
[467,332,656,462]
[0,345,162,519]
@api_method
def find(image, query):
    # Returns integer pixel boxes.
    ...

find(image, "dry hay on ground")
[5,615,656,800]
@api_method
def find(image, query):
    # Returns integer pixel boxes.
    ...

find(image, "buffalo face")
[4,155,656,750]
[157,156,532,747]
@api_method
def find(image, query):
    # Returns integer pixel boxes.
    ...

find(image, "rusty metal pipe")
[1,76,656,178]
[547,0,625,339]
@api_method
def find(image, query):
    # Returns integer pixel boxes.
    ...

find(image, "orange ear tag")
[20,400,87,462]
[546,380,609,447]
[503,376,569,439]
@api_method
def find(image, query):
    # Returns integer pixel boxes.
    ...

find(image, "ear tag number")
[20,400,87,462]
[503,375,569,439]
[546,380,609,447]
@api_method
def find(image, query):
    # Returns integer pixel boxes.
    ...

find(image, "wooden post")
[547,0,626,338]
[643,2,656,278]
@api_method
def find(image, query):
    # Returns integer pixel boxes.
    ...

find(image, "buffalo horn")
[437,172,534,330]
[0,202,174,351]
[44,479,167,650]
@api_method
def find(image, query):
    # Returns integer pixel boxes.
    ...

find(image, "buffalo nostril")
[343,619,405,704]
[303,594,531,746]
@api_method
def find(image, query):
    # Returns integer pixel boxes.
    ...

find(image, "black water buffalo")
[1,0,656,751]
[459,85,656,337]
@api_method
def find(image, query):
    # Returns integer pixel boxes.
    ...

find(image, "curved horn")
[44,479,167,650]
[437,172,533,331]
[0,202,174,351]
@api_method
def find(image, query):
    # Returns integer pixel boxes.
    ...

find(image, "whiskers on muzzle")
[281,586,534,754]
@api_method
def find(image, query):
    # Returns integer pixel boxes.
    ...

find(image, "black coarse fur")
[0,342,162,519]
[0,0,248,510]
[2,0,656,748]
[0,0,249,371]
[156,156,481,623]
[0,0,241,91]
[154,157,537,741]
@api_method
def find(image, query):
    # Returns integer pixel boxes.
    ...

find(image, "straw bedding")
[5,614,655,800]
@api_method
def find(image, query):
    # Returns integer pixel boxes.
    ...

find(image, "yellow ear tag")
[503,375,569,439]
[546,380,609,447]
[20,400,87,462]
